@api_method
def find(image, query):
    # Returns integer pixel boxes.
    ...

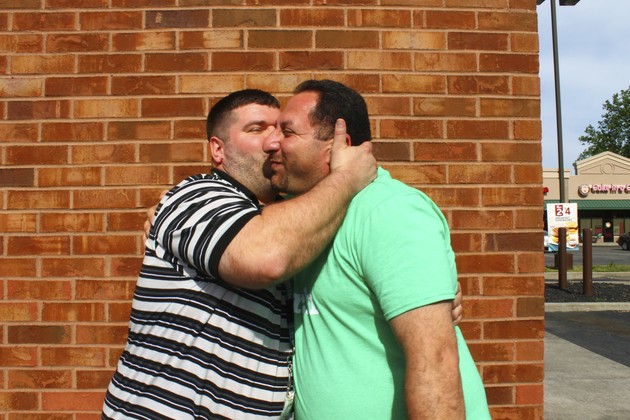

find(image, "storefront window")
[614,219,623,236]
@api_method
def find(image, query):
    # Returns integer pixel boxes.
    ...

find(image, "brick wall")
[0,1,545,418]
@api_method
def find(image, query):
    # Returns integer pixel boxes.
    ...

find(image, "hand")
[329,118,377,193]
[451,282,463,326]
[142,189,168,242]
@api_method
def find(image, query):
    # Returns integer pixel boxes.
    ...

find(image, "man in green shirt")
[263,79,490,419]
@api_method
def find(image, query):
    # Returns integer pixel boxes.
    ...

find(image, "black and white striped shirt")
[103,170,291,420]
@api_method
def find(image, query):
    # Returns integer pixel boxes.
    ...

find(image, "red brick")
[515,209,544,230]
[108,121,171,140]
[73,189,137,209]
[414,97,476,117]
[112,0,173,5]
[280,51,343,70]
[482,186,541,207]
[513,75,540,96]
[41,213,104,233]
[0,0,41,8]
[0,347,37,367]
[458,320,482,340]
[42,122,103,142]
[139,142,205,163]
[142,98,204,118]
[456,253,514,274]
[423,10,476,29]
[450,232,482,253]
[448,75,510,95]
[11,54,75,74]
[513,119,542,140]
[8,369,72,389]
[45,76,108,96]
[107,211,145,231]
[365,96,411,116]
[372,141,410,161]
[146,52,207,72]
[516,296,544,317]
[515,340,544,361]
[212,52,274,71]
[516,383,543,404]
[80,11,143,30]
[111,75,176,95]
[74,98,139,119]
[480,53,538,73]
[72,144,136,164]
[76,370,114,389]
[74,234,139,255]
[517,252,545,274]
[380,119,442,139]
[0,77,42,97]
[41,391,105,412]
[173,166,210,183]
[448,164,511,184]
[451,210,513,230]
[173,119,206,139]
[6,145,68,165]
[281,8,343,26]
[484,385,514,405]
[212,9,276,27]
[316,30,379,48]
[448,32,509,51]
[38,167,101,187]
[468,341,515,363]
[0,34,42,53]
[348,9,411,27]
[8,280,72,300]
[8,100,71,120]
[486,232,540,252]
[0,213,37,232]
[349,51,412,70]
[413,142,476,162]
[382,163,446,185]
[8,325,71,344]
[415,52,477,71]
[0,168,35,187]
[145,9,209,29]
[423,186,480,207]
[110,256,144,277]
[0,391,38,411]
[483,276,544,296]
[41,347,107,368]
[447,120,509,139]
[105,165,171,185]
[12,12,76,31]
[478,11,537,31]
[76,279,135,301]
[47,34,108,53]
[48,0,108,7]
[78,54,142,73]
[466,297,514,318]
[108,302,133,322]
[483,362,544,383]
[484,320,545,340]
[481,98,539,118]
[76,325,128,345]
[113,31,175,51]
[383,30,444,50]
[0,302,38,321]
[41,257,106,277]
[179,30,242,50]
[42,302,106,322]
[8,190,70,210]
[382,74,445,94]
[8,236,70,256]
[0,123,38,142]
[0,258,37,277]
[512,32,539,53]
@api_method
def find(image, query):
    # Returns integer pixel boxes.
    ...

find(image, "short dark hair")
[206,89,280,140]
[293,79,371,146]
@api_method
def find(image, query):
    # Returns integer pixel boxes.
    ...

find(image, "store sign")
[578,183,630,197]
[546,203,579,252]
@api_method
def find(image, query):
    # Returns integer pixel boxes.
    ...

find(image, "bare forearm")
[219,169,362,288]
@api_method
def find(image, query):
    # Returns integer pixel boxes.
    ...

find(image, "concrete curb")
[545,302,630,312]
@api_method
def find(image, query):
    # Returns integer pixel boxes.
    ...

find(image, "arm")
[219,119,376,288]
[390,302,465,419]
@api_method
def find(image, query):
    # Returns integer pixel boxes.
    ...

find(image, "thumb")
[331,118,348,154]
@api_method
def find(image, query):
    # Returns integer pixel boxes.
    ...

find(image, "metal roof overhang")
[544,200,630,210]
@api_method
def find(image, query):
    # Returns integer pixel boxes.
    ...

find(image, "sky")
[537,0,630,170]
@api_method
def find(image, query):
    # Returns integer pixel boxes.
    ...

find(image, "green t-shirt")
[293,168,490,419]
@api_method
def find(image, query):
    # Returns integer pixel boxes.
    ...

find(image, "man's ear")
[209,136,225,166]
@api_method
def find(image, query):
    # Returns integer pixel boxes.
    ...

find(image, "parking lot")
[544,244,630,267]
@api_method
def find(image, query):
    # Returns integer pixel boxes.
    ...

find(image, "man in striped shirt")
[102,89,378,419]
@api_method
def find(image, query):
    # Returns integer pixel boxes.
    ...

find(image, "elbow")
[221,251,293,290]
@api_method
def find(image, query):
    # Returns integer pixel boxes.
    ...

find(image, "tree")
[577,86,630,161]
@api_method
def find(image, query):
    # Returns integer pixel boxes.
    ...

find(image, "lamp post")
[537,0,581,289]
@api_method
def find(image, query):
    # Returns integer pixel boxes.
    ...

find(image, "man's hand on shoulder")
[328,118,377,194]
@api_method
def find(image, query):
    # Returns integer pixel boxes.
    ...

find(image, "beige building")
[544,151,630,242]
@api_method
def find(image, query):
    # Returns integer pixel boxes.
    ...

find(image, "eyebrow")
[244,119,275,129]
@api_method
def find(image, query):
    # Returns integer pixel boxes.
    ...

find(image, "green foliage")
[577,86,630,161]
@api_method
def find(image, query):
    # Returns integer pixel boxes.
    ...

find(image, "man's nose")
[263,127,281,152]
